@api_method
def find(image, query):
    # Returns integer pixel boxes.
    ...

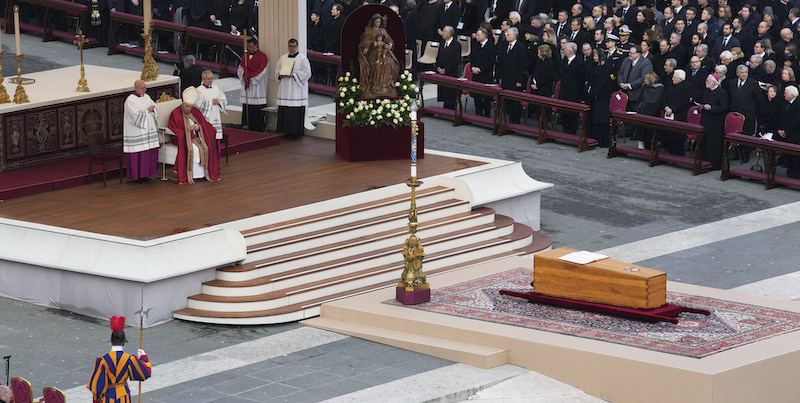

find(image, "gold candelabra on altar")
[0,51,11,104]
[396,98,430,305]
[141,26,160,81]
[13,54,29,103]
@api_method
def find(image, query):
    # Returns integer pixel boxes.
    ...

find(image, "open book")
[280,59,295,76]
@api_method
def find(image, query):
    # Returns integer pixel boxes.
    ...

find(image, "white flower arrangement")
[336,69,419,129]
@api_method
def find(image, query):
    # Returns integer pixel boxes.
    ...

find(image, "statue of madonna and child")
[357,13,401,99]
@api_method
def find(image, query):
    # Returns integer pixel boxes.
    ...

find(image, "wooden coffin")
[533,247,667,309]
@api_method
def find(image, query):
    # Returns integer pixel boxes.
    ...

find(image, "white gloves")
[137,349,146,359]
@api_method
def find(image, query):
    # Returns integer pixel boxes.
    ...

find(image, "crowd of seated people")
[305,0,800,176]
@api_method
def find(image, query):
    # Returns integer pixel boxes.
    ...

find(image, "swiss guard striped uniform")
[87,346,151,403]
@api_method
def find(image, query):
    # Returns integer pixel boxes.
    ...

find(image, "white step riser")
[174,306,318,326]
[205,252,399,296]
[216,224,513,283]
[243,203,471,263]
[243,192,459,246]
[245,212,495,265]
[188,239,529,312]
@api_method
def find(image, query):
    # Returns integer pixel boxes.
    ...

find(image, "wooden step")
[173,236,545,325]
[241,186,453,239]
[245,200,479,258]
[215,215,516,283]
[242,199,472,263]
[184,224,534,312]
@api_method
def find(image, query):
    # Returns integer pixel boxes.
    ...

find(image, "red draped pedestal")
[335,114,425,162]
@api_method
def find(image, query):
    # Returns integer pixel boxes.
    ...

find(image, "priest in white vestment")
[123,80,160,183]
[275,38,311,138]
[237,36,268,132]
[197,69,228,157]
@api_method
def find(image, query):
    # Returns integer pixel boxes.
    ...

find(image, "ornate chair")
[549,81,561,129]
[686,106,702,149]
[724,111,746,161]
[460,62,473,111]
[87,130,124,187]
[11,377,33,403]
[609,91,629,139]
[39,386,66,403]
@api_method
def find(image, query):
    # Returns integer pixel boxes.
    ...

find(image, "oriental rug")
[385,267,800,358]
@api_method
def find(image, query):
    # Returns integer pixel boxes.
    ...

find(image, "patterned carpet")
[386,268,800,358]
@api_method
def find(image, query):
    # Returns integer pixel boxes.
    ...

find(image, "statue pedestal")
[395,284,430,305]
[335,113,425,162]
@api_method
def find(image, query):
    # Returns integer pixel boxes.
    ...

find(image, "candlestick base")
[13,82,29,103]
[76,74,90,92]
[140,29,160,81]
[0,83,10,104]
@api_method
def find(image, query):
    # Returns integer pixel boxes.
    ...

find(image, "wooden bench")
[418,72,502,134]
[5,0,98,47]
[609,110,711,175]
[307,50,341,95]
[108,11,184,64]
[499,90,595,152]
[722,132,800,189]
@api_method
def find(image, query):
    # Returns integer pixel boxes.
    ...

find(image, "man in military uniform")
[605,34,624,77]
[618,26,633,53]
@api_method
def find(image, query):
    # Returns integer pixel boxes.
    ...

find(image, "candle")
[411,165,417,178]
[143,0,152,33]
[14,5,21,55]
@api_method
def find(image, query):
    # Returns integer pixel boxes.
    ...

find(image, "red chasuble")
[168,107,221,184]
[240,50,268,89]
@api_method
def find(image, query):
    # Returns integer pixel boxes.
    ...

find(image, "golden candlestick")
[74,29,90,92]
[13,54,29,103]
[140,26,160,81]
[0,51,11,104]
[396,99,429,305]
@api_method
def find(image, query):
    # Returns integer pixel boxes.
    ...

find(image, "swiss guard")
[87,316,151,403]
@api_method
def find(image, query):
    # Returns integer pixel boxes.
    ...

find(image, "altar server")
[168,87,221,184]
[275,38,311,139]
[238,36,268,132]
[123,80,160,184]
[196,70,228,155]
[87,316,151,403]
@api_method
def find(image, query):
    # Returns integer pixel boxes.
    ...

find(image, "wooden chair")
[549,81,561,129]
[686,106,702,148]
[724,111,746,161]
[11,377,33,403]
[609,91,629,137]
[40,386,66,403]
[87,130,124,187]
[460,62,473,111]
[417,41,439,65]
[458,35,471,59]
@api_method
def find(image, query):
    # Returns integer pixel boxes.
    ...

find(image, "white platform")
[0,151,551,327]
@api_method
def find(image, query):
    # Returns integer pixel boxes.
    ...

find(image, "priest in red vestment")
[238,36,268,132]
[168,87,221,184]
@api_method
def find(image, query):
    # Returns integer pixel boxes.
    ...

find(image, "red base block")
[396,286,431,305]
[499,290,711,324]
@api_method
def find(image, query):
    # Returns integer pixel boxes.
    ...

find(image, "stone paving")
[1,31,798,402]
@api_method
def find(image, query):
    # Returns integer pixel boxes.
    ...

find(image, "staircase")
[173,186,550,325]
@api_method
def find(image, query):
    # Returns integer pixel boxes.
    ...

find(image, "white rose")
[393,118,399,124]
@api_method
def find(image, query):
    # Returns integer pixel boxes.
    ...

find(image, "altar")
[0,65,179,171]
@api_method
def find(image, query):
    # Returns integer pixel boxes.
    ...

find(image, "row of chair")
[6,377,65,403]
